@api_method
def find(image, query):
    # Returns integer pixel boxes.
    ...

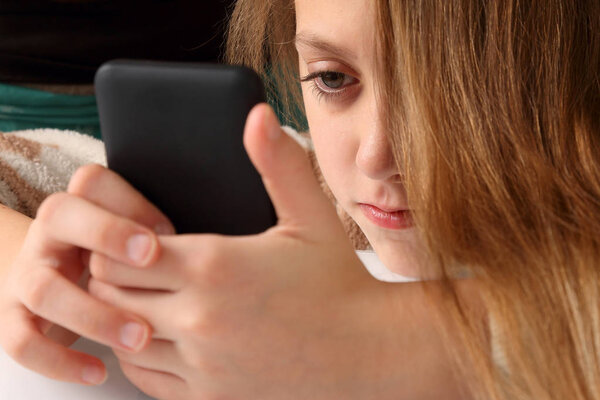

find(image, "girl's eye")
[300,70,359,102]
[320,71,345,89]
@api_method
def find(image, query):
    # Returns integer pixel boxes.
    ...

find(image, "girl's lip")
[359,203,413,230]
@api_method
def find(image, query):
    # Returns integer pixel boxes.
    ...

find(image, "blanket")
[0,129,105,217]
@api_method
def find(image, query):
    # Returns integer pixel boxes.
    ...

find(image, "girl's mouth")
[359,204,413,230]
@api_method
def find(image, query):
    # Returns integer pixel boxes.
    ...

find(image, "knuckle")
[92,218,127,252]
[35,192,70,223]
[120,361,182,400]
[89,254,110,281]
[87,278,110,302]
[177,306,219,338]
[176,304,233,344]
[197,236,223,264]
[182,350,226,379]
[67,164,106,195]
[20,268,56,311]
[193,236,232,287]
[177,341,205,370]
[4,327,37,363]
[111,347,129,361]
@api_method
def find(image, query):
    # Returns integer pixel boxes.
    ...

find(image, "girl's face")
[295,0,425,276]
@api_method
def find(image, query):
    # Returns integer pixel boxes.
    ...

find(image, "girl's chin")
[360,229,426,278]
[379,255,422,277]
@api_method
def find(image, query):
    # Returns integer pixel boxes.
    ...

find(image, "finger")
[1,306,107,385]
[89,237,185,291]
[68,164,175,235]
[113,339,185,377]
[31,192,160,268]
[88,278,173,339]
[91,234,243,294]
[17,266,151,353]
[243,104,342,233]
[119,360,188,400]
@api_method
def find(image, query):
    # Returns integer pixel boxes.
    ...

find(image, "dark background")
[0,0,234,84]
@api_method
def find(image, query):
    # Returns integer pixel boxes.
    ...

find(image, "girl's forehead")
[294,0,372,28]
[294,0,375,60]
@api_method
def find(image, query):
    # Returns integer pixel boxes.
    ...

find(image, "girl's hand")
[0,165,175,385]
[86,105,448,400]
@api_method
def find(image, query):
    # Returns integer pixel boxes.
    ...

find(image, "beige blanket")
[0,129,105,217]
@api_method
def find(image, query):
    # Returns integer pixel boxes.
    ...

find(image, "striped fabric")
[0,129,105,217]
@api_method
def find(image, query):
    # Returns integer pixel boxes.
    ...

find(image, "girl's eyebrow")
[295,31,356,60]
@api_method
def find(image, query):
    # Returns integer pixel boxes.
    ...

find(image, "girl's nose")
[355,128,399,181]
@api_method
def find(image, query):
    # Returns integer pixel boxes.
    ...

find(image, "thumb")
[243,104,340,232]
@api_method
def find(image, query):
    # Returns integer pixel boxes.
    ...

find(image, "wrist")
[0,205,31,282]
[336,278,468,400]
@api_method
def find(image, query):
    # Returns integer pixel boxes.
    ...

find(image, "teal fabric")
[0,82,100,139]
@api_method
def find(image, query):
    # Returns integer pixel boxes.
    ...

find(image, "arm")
[0,205,31,281]
[348,280,470,400]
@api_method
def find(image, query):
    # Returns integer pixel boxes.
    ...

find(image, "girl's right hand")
[0,165,174,385]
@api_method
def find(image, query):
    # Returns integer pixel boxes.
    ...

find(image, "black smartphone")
[94,60,276,235]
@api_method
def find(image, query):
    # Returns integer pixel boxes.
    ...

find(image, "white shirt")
[356,250,419,283]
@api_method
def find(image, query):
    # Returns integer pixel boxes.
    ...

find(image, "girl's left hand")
[81,105,450,400]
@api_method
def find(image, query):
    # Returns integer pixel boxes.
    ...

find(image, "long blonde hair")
[226,1,600,399]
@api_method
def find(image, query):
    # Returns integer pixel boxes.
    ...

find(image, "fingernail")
[266,108,281,141]
[154,222,175,235]
[82,364,106,385]
[120,321,147,351]
[126,234,153,264]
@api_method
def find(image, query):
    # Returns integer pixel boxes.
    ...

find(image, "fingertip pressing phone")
[94,59,276,234]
